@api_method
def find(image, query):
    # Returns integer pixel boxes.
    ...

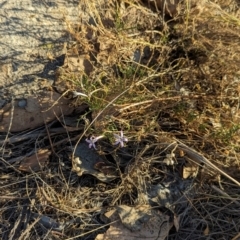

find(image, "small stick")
[176,140,240,187]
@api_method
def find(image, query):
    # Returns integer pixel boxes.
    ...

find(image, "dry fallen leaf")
[203,225,210,236]
[0,91,74,132]
[19,149,51,173]
[72,142,118,182]
[54,45,94,94]
[95,205,173,240]
[173,214,180,232]
[182,161,199,179]
[182,164,198,179]
[117,205,152,231]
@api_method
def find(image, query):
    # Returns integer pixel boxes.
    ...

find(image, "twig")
[176,140,240,187]
[211,185,240,207]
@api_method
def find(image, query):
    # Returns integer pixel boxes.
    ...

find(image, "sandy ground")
[0,0,80,104]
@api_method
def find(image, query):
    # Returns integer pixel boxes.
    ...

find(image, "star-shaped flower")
[85,135,104,150]
[113,130,128,148]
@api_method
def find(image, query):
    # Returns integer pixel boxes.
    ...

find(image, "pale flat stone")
[0,0,81,101]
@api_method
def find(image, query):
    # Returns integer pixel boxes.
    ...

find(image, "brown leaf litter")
[0,91,74,132]
[19,149,51,173]
[96,205,172,240]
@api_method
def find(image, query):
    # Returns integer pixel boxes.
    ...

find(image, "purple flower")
[85,135,104,149]
[113,130,128,148]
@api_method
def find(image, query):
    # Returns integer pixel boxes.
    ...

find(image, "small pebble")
[18,99,27,108]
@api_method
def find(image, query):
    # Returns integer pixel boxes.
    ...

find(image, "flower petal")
[113,134,120,138]
[114,140,120,145]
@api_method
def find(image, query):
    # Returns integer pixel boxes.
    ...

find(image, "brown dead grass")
[1,0,240,239]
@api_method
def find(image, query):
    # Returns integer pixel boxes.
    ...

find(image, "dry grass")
[1,0,240,239]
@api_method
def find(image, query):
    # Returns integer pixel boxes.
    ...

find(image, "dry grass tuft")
[1,0,240,239]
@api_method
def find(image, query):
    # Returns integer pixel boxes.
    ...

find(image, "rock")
[0,0,81,101]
